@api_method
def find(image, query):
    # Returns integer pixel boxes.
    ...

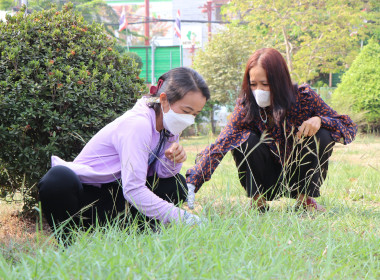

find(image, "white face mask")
[252,89,271,108]
[161,104,195,135]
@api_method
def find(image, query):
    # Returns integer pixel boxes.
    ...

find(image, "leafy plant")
[0,0,13,11]
[0,3,146,212]
[332,39,380,131]
[192,26,257,133]
[193,25,256,107]
[125,52,143,70]
[224,0,369,82]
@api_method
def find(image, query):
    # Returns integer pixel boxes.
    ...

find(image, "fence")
[311,87,337,103]
[127,46,181,84]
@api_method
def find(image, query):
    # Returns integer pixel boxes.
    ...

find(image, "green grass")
[0,134,379,279]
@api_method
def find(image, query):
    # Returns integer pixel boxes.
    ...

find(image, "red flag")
[119,7,128,32]
[174,10,181,39]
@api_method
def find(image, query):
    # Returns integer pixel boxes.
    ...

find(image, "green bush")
[125,52,143,70]
[0,3,146,212]
[331,39,380,131]
[114,46,143,71]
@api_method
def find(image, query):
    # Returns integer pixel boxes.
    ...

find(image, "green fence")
[127,46,182,84]
[311,87,336,104]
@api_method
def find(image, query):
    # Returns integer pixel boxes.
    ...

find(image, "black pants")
[38,165,187,231]
[231,128,335,201]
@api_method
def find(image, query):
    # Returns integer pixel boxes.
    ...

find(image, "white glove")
[182,211,207,227]
[187,183,195,209]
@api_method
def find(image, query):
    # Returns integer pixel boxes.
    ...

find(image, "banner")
[181,25,202,49]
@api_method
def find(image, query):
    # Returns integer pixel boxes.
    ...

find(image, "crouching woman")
[186,48,357,212]
[38,67,210,233]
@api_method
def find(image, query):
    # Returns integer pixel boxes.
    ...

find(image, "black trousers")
[38,165,187,231]
[231,128,335,201]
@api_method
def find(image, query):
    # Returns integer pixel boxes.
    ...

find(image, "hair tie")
[149,85,157,95]
[149,79,164,95]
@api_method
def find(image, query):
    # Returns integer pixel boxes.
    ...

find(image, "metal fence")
[127,46,181,84]
[311,87,337,103]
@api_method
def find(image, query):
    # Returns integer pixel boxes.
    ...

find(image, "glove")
[187,183,195,209]
[182,211,207,227]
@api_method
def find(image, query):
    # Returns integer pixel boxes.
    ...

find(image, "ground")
[1,133,378,239]
[0,133,378,278]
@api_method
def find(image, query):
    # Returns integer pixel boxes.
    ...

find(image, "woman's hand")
[181,211,207,227]
[165,142,187,163]
[297,116,322,139]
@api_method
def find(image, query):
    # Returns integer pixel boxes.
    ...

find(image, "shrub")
[125,52,143,70]
[114,46,143,71]
[0,4,146,212]
[331,39,380,131]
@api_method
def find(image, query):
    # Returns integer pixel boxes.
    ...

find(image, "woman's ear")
[160,92,168,108]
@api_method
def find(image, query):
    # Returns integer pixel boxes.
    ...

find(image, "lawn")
[0,134,379,279]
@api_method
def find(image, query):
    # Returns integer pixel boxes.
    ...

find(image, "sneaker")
[258,204,270,213]
[296,197,326,212]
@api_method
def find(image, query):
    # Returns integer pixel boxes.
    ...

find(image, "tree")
[0,4,145,211]
[225,0,367,83]
[193,26,260,133]
[14,1,121,44]
[194,26,258,107]
[331,39,380,131]
[0,0,13,11]
[27,0,93,11]
[361,0,380,42]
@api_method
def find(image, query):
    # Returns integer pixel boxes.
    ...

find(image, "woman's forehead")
[249,66,267,80]
[174,91,206,110]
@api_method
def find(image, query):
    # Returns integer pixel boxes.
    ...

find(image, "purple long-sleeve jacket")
[51,97,185,223]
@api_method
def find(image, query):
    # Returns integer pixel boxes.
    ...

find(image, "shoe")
[296,197,326,212]
[257,204,270,213]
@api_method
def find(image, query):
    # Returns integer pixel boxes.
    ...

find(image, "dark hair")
[241,48,296,124]
[148,67,210,115]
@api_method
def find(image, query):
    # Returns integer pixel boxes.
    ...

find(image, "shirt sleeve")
[300,85,357,144]
[154,135,183,178]
[185,101,251,191]
[112,118,185,224]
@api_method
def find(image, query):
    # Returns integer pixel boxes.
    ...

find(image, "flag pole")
[174,9,182,67]
[119,6,129,52]
[180,44,182,67]
[126,29,129,51]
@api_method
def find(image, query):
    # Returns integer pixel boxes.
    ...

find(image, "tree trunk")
[329,72,332,87]
[282,27,293,73]
[210,106,216,135]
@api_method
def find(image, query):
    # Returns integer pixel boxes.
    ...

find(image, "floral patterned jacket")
[186,84,357,191]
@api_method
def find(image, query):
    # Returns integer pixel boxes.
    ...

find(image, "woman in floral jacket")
[186,48,357,212]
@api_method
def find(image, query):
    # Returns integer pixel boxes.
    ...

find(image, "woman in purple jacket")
[38,67,210,233]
